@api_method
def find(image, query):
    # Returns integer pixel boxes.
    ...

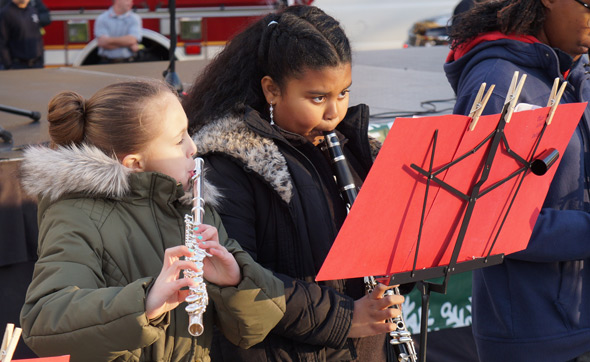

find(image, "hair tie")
[268,20,278,27]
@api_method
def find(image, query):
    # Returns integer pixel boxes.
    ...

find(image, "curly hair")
[182,5,351,133]
[449,0,546,49]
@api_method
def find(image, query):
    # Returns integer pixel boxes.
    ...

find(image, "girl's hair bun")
[47,91,87,146]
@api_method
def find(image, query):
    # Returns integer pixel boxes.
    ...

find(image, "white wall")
[312,0,458,50]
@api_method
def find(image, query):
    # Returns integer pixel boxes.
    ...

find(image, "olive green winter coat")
[19,144,286,362]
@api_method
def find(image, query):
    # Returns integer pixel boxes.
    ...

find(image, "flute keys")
[185,301,204,313]
[185,294,201,305]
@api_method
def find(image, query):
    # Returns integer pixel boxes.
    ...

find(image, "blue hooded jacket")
[444,37,590,362]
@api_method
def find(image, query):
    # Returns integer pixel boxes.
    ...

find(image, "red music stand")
[316,76,587,362]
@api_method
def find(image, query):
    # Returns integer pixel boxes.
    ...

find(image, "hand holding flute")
[145,160,239,328]
[145,230,240,322]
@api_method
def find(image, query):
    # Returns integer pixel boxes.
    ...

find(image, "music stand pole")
[418,282,430,362]
[164,0,183,94]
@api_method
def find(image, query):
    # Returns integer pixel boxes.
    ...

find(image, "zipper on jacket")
[189,336,197,361]
[576,95,590,205]
[274,137,348,294]
[275,137,338,240]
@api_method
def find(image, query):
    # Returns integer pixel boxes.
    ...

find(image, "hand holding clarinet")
[324,131,417,361]
[348,283,405,338]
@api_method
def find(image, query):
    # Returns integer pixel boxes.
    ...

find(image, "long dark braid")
[449,0,545,49]
[182,5,351,134]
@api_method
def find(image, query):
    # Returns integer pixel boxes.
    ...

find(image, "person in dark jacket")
[0,0,49,25]
[444,1,590,361]
[452,0,476,17]
[0,0,44,69]
[19,80,286,362]
[183,5,406,362]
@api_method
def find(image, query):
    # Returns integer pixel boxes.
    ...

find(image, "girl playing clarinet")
[183,5,407,361]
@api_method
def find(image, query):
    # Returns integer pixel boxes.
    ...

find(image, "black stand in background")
[0,104,40,144]
[388,99,558,362]
[163,0,183,94]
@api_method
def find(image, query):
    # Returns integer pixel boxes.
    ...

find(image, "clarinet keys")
[367,278,418,362]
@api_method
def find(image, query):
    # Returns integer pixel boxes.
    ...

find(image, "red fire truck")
[42,0,289,67]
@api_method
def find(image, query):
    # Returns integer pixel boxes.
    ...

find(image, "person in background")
[0,0,44,70]
[94,0,141,63]
[19,79,285,362]
[452,0,476,17]
[0,0,49,26]
[183,5,407,362]
[444,0,590,361]
[30,0,50,28]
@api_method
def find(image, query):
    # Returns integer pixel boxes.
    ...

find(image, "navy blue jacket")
[445,38,590,362]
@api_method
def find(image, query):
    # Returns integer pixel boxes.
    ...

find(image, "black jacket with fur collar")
[193,104,390,361]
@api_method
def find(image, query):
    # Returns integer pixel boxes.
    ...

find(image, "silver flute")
[323,131,417,362]
[183,157,209,336]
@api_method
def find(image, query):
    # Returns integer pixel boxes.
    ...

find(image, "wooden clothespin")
[1,323,22,362]
[468,82,495,131]
[504,71,527,123]
[545,78,567,125]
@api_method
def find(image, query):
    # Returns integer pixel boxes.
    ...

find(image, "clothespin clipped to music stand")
[504,71,527,123]
[468,82,495,130]
[545,78,567,125]
[1,324,21,362]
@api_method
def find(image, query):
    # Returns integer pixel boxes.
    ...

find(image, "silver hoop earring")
[269,103,275,125]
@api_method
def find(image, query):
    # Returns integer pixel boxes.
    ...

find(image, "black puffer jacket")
[193,105,392,361]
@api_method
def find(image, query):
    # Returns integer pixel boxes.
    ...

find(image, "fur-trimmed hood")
[20,144,220,207]
[193,114,294,203]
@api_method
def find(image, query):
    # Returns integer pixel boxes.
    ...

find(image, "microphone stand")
[0,104,41,144]
[163,0,183,94]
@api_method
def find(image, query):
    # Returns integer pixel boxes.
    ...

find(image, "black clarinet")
[324,131,357,208]
[323,131,418,362]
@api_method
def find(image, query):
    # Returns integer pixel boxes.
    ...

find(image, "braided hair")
[449,0,545,49]
[182,5,351,133]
